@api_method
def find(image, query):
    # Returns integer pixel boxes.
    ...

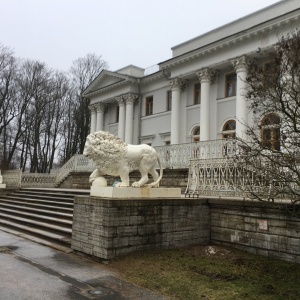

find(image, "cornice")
[159,12,300,70]
[83,77,138,98]
[140,71,164,84]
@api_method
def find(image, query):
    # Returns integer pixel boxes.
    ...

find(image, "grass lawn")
[107,245,300,300]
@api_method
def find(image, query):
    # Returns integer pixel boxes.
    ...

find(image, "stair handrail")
[55,154,96,184]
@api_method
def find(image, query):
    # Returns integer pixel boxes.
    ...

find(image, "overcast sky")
[1,0,280,72]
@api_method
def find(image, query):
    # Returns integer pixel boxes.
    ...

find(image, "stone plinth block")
[90,186,181,198]
[0,183,6,189]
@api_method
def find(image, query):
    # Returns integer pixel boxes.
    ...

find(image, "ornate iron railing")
[155,139,236,169]
[185,156,300,200]
[55,154,96,185]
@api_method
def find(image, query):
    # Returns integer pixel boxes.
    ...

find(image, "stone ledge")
[90,186,181,198]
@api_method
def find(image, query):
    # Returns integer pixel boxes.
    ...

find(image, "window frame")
[194,82,201,105]
[145,96,153,116]
[192,126,200,142]
[260,113,281,151]
[225,72,237,98]
[116,105,119,123]
[222,119,236,139]
[166,90,172,111]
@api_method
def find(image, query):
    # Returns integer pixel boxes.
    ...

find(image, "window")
[192,126,200,142]
[194,83,201,104]
[166,90,172,111]
[116,105,119,123]
[225,73,237,97]
[261,113,280,151]
[145,96,153,116]
[222,120,236,139]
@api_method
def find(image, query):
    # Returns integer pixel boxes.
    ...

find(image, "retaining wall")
[71,197,210,260]
[71,196,300,263]
[210,200,300,263]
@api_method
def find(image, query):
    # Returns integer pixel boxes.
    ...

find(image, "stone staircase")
[0,188,89,252]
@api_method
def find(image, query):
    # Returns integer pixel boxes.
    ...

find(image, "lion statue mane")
[83,131,163,188]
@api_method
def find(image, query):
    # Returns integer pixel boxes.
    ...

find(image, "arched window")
[222,120,236,139]
[261,113,280,151]
[192,126,200,142]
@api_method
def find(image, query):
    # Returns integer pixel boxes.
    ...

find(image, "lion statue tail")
[148,156,163,188]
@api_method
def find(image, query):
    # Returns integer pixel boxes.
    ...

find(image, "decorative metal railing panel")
[21,173,56,188]
[185,157,300,200]
[2,170,22,188]
[155,139,236,169]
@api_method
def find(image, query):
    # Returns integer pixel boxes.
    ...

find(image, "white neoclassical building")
[83,0,300,149]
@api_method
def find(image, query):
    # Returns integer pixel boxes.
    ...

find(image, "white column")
[232,55,248,140]
[170,78,184,144]
[96,104,105,132]
[89,105,97,133]
[124,93,138,144]
[116,96,125,141]
[197,68,214,141]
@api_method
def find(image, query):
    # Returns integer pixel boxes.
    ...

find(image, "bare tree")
[64,53,109,160]
[0,45,18,168]
[235,30,300,205]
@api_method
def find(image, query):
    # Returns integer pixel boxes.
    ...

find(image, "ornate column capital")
[95,103,106,112]
[123,93,139,104]
[88,104,97,112]
[196,68,217,84]
[231,55,248,73]
[116,96,125,106]
[170,78,186,91]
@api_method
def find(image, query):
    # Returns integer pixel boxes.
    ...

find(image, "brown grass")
[107,245,300,300]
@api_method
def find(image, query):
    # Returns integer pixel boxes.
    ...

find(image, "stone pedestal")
[90,186,181,198]
[71,196,210,260]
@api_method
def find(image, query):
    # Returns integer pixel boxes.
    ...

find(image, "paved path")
[0,230,166,300]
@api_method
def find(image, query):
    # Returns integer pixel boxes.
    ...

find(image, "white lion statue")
[83,131,163,188]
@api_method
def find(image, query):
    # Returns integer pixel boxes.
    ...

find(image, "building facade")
[83,0,300,147]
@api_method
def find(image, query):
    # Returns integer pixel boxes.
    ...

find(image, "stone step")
[0,223,71,250]
[0,198,73,212]
[0,188,89,250]
[0,195,74,208]
[20,188,90,197]
[0,202,73,218]
[0,208,72,228]
[10,193,75,203]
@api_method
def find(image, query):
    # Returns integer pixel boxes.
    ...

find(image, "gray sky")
[1,0,280,72]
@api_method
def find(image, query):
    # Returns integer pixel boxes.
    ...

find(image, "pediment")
[83,70,134,97]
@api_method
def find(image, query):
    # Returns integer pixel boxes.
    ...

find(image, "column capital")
[95,103,106,112]
[170,78,186,91]
[196,68,217,84]
[123,93,139,104]
[231,55,248,73]
[88,104,97,112]
[116,96,125,106]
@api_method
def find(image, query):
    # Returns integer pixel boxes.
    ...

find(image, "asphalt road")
[0,230,166,300]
